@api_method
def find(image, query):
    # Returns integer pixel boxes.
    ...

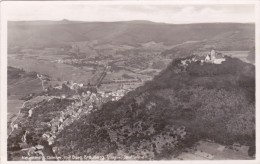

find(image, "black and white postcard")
[0,0,259,163]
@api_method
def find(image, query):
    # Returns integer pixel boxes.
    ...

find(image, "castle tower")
[210,49,216,61]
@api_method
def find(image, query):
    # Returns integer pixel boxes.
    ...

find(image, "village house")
[42,132,52,139]
[54,85,62,90]
[63,118,74,127]
[194,151,214,159]
[60,94,67,99]
[28,109,33,117]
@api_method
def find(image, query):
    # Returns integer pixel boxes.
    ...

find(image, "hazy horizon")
[8,19,255,25]
[3,3,255,24]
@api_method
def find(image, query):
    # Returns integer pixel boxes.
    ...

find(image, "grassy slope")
[8,67,43,97]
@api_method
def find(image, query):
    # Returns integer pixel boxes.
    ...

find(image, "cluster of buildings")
[53,80,129,102]
[39,81,133,146]
[9,66,152,159]
[54,81,83,90]
[203,49,226,64]
[18,64,154,153]
[57,59,83,64]
[98,89,127,102]
[56,58,108,66]
[179,49,226,70]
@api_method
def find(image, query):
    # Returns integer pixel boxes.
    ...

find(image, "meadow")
[220,51,250,63]
[8,55,94,84]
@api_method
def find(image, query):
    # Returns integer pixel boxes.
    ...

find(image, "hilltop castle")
[205,49,226,64]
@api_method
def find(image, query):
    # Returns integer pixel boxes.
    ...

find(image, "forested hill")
[8,21,254,50]
[55,56,255,160]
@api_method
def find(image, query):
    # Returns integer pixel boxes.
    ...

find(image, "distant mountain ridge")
[8,20,159,26]
[8,20,254,50]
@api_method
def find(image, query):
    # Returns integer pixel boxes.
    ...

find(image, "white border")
[255,0,260,162]
[1,0,8,162]
[1,1,259,164]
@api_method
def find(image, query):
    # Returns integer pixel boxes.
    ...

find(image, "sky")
[3,2,255,24]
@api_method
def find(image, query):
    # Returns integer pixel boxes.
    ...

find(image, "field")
[8,77,42,96]
[8,55,95,84]
[7,67,47,135]
[7,99,24,135]
[8,99,24,114]
[104,70,151,81]
[175,140,252,160]
[220,51,250,63]
[8,75,43,115]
